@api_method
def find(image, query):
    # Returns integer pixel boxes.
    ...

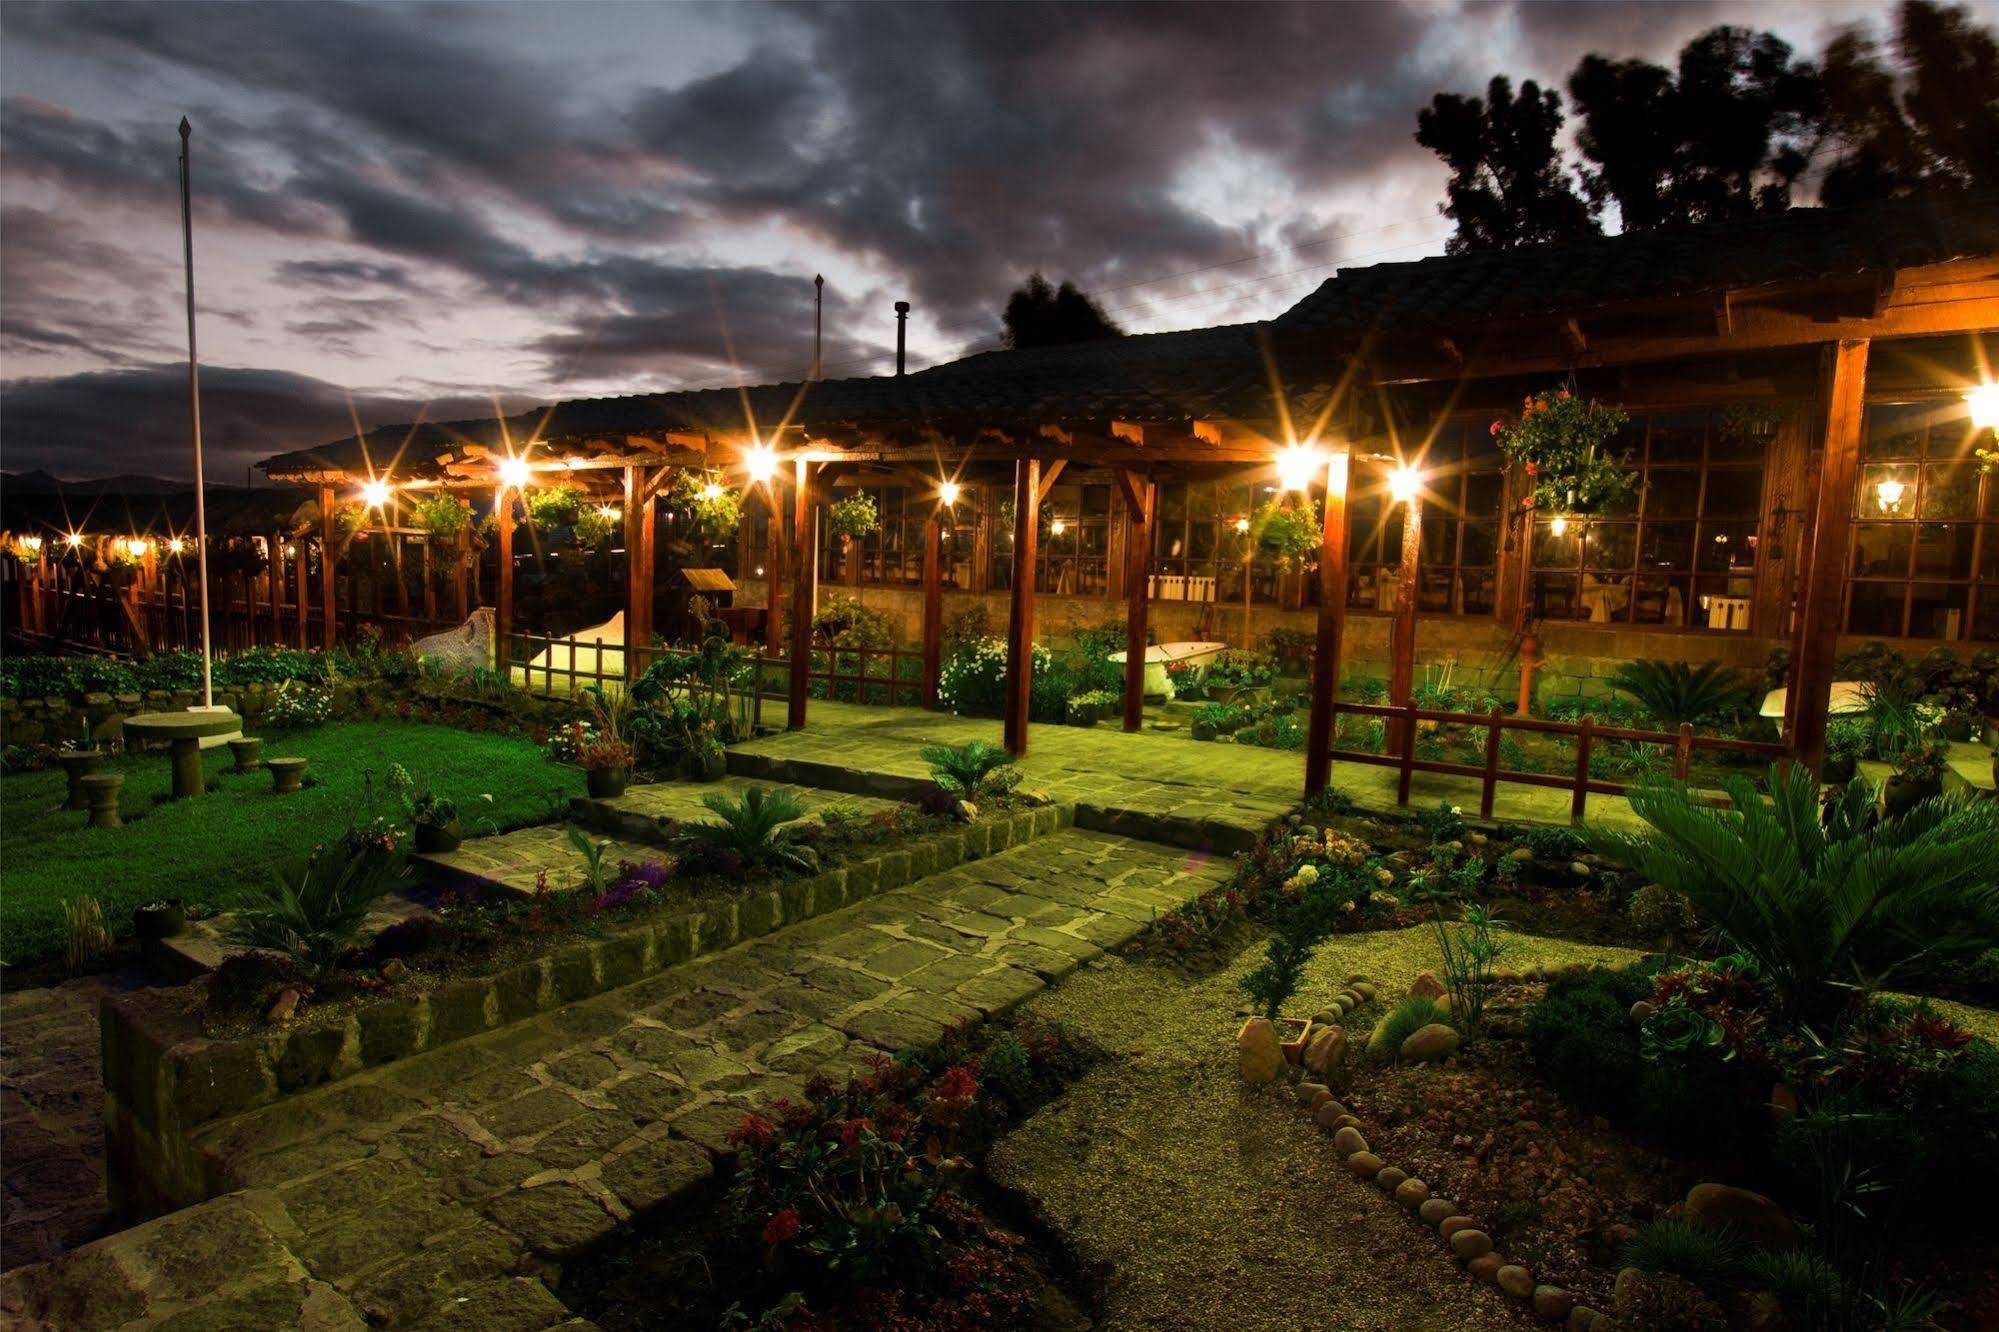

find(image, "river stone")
[1418,1198,1456,1225]
[1534,1287,1575,1320]
[1345,1151,1384,1178]
[1374,1165,1407,1191]
[1685,1182,1798,1249]
[1399,1023,1461,1063]
[1439,1215,1477,1238]
[1467,1253,1505,1283]
[1302,1026,1347,1075]
[1237,1017,1284,1084]
[1330,1113,1362,1132]
[1630,1000,1657,1023]
[1408,971,1447,1000]
[1566,1307,1600,1332]
[1613,1268,1644,1313]
[1313,1100,1350,1130]
[1296,1081,1330,1108]
[1332,1126,1368,1156]
[1497,1265,1535,1299]
[1449,1228,1494,1260]
[1394,1178,1430,1209]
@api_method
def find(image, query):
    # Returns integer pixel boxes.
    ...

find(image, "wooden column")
[391,529,412,619]
[293,539,308,647]
[921,507,943,708]
[1003,459,1041,756]
[1790,340,1870,774]
[453,525,470,621]
[1388,492,1422,758]
[1118,470,1155,733]
[421,539,437,625]
[787,460,817,729]
[495,493,515,671]
[267,535,284,643]
[1305,451,1353,795]
[623,467,644,681]
[764,486,785,655]
[317,486,338,649]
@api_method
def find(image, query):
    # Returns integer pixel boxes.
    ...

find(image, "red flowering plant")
[1491,388,1635,514]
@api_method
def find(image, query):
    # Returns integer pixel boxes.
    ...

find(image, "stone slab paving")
[1,978,118,1271]
[568,774,901,844]
[2,828,1229,1330]
[415,825,668,899]
[736,699,1647,831]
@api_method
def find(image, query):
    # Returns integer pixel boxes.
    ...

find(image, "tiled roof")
[1273,190,1999,336]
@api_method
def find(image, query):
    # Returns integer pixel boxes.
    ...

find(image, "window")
[991,483,1111,595]
[1347,421,1503,614]
[818,487,968,588]
[1848,400,1994,641]
[1528,409,1765,630]
[1151,479,1264,604]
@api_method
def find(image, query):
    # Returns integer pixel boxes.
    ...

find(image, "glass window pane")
[1582,522,1637,571]
[1465,425,1503,469]
[1461,522,1499,567]
[1859,464,1918,519]
[1921,463,1978,519]
[1649,413,1707,463]
[1641,522,1695,572]
[1080,484,1110,516]
[1418,569,1455,612]
[1852,524,1913,577]
[1595,472,1643,518]
[1533,573,1583,620]
[1421,518,1457,565]
[1702,468,1763,518]
[1846,582,1904,636]
[1974,588,1999,642]
[1634,575,1692,626]
[1908,582,1967,639]
[1461,569,1497,615]
[1710,413,1776,462]
[1694,576,1751,628]
[1464,470,1504,516]
[1697,522,1758,575]
[1911,523,1974,580]
[1647,469,1702,519]
[1864,404,1926,459]
[1533,517,1581,568]
[1578,572,1633,622]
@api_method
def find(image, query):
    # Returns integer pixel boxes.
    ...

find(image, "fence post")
[1396,701,1417,807]
[1673,723,1694,783]
[1480,705,1502,820]
[1571,716,1595,822]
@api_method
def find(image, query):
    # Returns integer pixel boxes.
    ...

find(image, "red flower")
[936,1064,979,1102]
[731,1114,778,1152]
[837,1116,874,1150]
[762,1206,802,1245]
[1489,421,1502,436]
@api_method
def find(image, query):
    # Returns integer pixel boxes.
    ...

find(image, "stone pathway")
[2,828,1229,1329]
[1,978,117,1272]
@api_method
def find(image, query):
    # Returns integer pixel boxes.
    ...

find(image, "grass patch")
[1,721,579,967]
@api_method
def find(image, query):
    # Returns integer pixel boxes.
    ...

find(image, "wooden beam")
[495,494,514,670]
[1035,458,1068,503]
[1110,421,1145,445]
[764,483,784,655]
[1790,339,1870,774]
[1303,450,1353,795]
[787,459,816,730]
[1714,290,1735,336]
[317,486,338,650]
[1120,471,1156,734]
[922,508,943,709]
[1388,492,1422,759]
[267,534,284,644]
[623,466,645,682]
[1003,459,1040,756]
[1560,317,1588,357]
[294,535,309,648]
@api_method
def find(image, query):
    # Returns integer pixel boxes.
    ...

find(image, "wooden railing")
[502,632,932,716]
[1327,701,1788,820]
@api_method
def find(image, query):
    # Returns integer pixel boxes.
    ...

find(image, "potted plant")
[410,790,463,853]
[828,493,880,543]
[1883,737,1948,817]
[133,898,186,941]
[1204,650,1277,704]
[1822,717,1865,785]
[580,734,635,797]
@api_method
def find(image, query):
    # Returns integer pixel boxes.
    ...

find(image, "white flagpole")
[178,116,214,708]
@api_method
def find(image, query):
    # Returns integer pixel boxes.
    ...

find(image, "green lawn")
[1,721,581,968]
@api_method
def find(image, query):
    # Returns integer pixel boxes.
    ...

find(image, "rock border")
[101,802,1073,1220]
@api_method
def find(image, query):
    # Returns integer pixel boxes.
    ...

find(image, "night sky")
[0,0,1895,481]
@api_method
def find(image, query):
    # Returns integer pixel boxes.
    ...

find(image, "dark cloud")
[277,258,422,293]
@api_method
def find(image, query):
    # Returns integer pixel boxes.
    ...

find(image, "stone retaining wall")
[100,803,1072,1220]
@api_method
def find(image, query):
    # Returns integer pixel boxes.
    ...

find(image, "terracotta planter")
[133,900,185,941]
[1882,772,1941,819]
[586,766,631,799]
[414,820,463,854]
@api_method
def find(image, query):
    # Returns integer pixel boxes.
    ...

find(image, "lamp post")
[178,117,215,709]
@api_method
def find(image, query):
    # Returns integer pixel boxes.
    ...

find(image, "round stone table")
[121,709,243,800]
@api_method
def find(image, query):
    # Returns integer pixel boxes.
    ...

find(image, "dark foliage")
[1000,272,1122,349]
[1415,76,1597,254]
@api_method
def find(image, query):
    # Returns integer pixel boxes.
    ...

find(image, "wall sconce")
[65,532,83,548]
[1549,515,1569,537]
[1389,464,1424,505]
[168,538,186,555]
[360,479,392,507]
[1875,477,1906,513]
[596,504,621,521]
[124,538,150,559]
[497,456,532,490]
[1276,444,1322,492]
[1968,382,1999,433]
[1234,516,1251,535]
[700,482,723,501]
[939,480,961,506]
[1049,517,1067,537]
[744,444,778,485]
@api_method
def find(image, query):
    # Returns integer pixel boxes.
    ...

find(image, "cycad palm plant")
[679,785,817,875]
[919,740,1018,797]
[1606,660,1759,729]
[1581,765,1999,1022]
[228,843,409,975]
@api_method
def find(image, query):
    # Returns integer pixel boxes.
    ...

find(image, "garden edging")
[100,801,1074,1220]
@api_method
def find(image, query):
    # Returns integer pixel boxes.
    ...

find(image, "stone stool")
[79,773,124,829]
[57,749,103,811]
[266,757,308,795]
[228,737,265,774]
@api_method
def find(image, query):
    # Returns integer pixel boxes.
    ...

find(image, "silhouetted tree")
[1415,76,1598,253]
[1000,274,1123,349]
[1568,26,1821,229]
[1818,0,1999,205]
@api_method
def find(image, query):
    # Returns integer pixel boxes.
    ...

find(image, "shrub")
[1628,883,1698,944]
[1584,765,1999,1022]
[938,637,1045,717]
[227,838,410,975]
[62,896,113,974]
[1238,866,1354,1018]
[1417,800,1466,844]
[1607,660,1759,729]
[1617,1272,1728,1332]
[1375,994,1450,1059]
[1520,824,1583,860]
[1433,904,1506,1036]
[920,740,1018,798]
[1618,1219,1750,1295]
[678,786,817,876]
[1523,965,1653,1115]
[265,679,333,730]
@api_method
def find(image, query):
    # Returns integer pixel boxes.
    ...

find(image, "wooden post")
[496,492,515,672]
[1388,492,1421,760]
[1571,716,1595,822]
[421,538,437,626]
[637,486,657,653]
[764,485,784,655]
[1672,723,1695,782]
[267,534,284,643]
[1791,340,1870,774]
[1304,451,1352,795]
[293,538,308,647]
[391,528,411,619]
[1479,705,1503,818]
[1003,459,1040,756]
[623,467,644,682]
[454,523,470,621]
[1119,470,1155,734]
[317,486,338,649]
[921,507,943,708]
[788,460,816,729]
[1396,700,1417,806]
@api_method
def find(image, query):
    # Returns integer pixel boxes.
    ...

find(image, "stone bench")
[79,773,125,829]
[266,757,308,794]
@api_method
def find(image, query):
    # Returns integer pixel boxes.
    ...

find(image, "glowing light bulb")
[20,536,42,553]
[1968,383,1999,432]
[1049,517,1066,536]
[1276,443,1322,492]
[744,444,778,485]
[1234,517,1251,534]
[360,479,392,507]
[65,532,83,548]
[1876,477,1906,512]
[285,543,298,557]
[1389,464,1424,504]
[939,480,961,506]
[124,538,149,559]
[1549,516,1569,537]
[168,537,186,554]
[497,456,532,489]
[701,482,723,502]
[596,504,621,521]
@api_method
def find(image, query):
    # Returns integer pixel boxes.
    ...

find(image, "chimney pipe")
[894,300,910,376]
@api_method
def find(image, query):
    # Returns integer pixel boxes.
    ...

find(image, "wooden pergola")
[257,191,1999,793]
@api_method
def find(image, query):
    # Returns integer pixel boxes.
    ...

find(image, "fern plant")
[919,740,1019,798]
[679,785,818,875]
[1607,660,1759,729]
[227,842,409,975]
[1581,766,1999,1021]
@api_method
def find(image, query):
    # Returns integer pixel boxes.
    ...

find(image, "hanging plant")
[1253,498,1321,565]
[211,538,267,578]
[828,492,880,542]
[1491,389,1635,513]
[1720,402,1788,443]
[524,482,587,530]
[410,492,471,542]
[333,502,370,537]
[9,536,44,565]
[671,470,741,541]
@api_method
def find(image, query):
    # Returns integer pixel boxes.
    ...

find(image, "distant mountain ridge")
[1,470,247,496]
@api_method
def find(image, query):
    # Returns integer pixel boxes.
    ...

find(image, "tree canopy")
[1414,76,1597,254]
[1000,273,1124,350]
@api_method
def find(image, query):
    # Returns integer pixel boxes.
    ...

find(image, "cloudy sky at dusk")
[1,0,1899,480]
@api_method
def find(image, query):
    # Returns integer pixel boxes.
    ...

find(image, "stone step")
[414,822,666,900]
[569,775,901,845]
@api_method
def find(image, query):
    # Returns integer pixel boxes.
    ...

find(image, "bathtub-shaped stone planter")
[1108,640,1229,699]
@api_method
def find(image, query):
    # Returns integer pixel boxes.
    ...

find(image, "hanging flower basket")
[1253,498,1321,566]
[410,493,472,542]
[671,470,742,541]
[1491,389,1635,514]
[829,493,880,542]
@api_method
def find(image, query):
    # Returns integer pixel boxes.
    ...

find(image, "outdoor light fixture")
[1876,477,1906,512]
[497,456,533,490]
[1550,516,1569,537]
[360,479,392,507]
[596,504,621,521]
[939,480,961,506]
[1234,516,1251,534]
[744,443,778,485]
[1389,464,1424,504]
[1049,517,1066,536]
[701,481,723,501]
[124,539,150,559]
[285,543,298,557]
[1276,443,1322,492]
[65,532,83,548]
[1969,383,1999,433]
[168,538,186,555]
